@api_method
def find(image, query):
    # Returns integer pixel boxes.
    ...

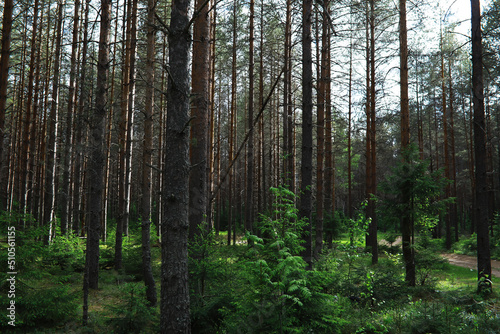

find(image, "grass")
[4,227,500,333]
[436,263,499,291]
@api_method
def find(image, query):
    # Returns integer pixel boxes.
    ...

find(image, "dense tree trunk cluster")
[0,0,499,327]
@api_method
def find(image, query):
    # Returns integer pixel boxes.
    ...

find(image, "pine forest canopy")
[0,0,499,331]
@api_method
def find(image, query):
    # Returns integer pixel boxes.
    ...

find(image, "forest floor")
[379,235,500,277]
[441,252,500,277]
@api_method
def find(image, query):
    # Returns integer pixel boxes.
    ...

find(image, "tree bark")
[227,0,238,246]
[245,0,255,233]
[324,6,334,246]
[315,6,328,258]
[300,0,313,268]
[189,0,211,241]
[283,0,294,191]
[160,0,192,331]
[44,0,65,240]
[471,0,492,293]
[140,0,157,307]
[441,34,452,250]
[20,0,39,216]
[0,0,14,210]
[83,0,110,323]
[60,0,80,235]
[399,0,414,286]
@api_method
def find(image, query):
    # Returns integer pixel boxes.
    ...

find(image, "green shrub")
[106,283,158,333]
[0,282,78,329]
[45,234,85,271]
[453,234,477,256]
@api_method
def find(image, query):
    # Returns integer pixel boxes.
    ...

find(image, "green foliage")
[377,144,451,234]
[189,222,235,333]
[343,200,370,249]
[381,299,500,334]
[453,234,478,256]
[0,282,78,329]
[122,244,146,280]
[414,243,447,286]
[45,233,85,271]
[219,186,345,333]
[106,283,158,333]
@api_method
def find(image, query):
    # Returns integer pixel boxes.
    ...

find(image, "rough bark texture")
[245,0,255,233]
[44,0,64,240]
[283,0,294,192]
[441,40,452,250]
[84,0,110,324]
[160,0,192,331]
[324,14,334,246]
[60,0,80,235]
[365,0,378,264]
[116,0,138,269]
[227,0,237,246]
[471,0,492,292]
[189,0,211,240]
[0,0,13,210]
[315,8,328,258]
[20,0,39,214]
[300,0,313,267]
[141,0,157,307]
[399,0,415,286]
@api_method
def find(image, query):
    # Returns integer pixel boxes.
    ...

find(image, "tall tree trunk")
[441,32,452,250]
[116,0,138,269]
[207,0,217,229]
[399,0,414,286]
[258,0,265,214]
[60,0,80,235]
[116,0,130,269]
[189,0,211,241]
[227,0,238,246]
[83,0,110,323]
[471,0,491,293]
[415,55,424,160]
[245,0,255,234]
[141,0,157,307]
[324,7,334,246]
[0,0,13,210]
[448,61,458,241]
[365,0,378,264]
[160,0,192,331]
[347,13,353,219]
[20,0,39,216]
[103,0,121,242]
[283,0,293,191]
[315,6,328,258]
[364,0,372,248]
[124,0,138,238]
[44,0,65,241]
[300,0,313,268]
[73,0,90,235]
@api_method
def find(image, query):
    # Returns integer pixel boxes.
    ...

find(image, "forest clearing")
[0,0,499,332]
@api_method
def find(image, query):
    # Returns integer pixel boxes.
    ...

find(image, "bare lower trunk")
[83,0,110,323]
[160,0,192,331]
[471,0,492,293]
[300,0,313,268]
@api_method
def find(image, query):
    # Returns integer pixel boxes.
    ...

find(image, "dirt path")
[380,236,500,277]
[440,253,500,278]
